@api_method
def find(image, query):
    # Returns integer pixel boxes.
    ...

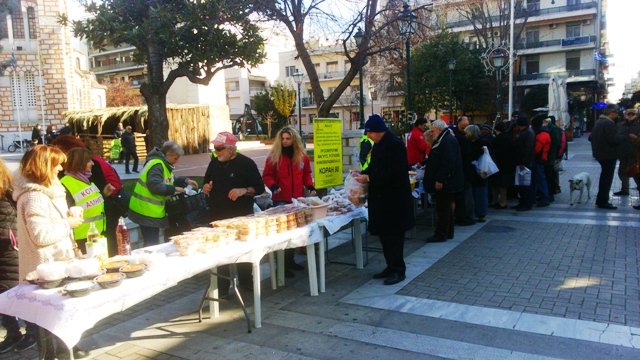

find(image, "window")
[566,51,581,71]
[27,7,36,39]
[309,114,316,124]
[567,0,580,5]
[0,13,8,39]
[526,0,540,12]
[225,81,239,91]
[525,55,539,74]
[76,58,81,70]
[285,66,297,77]
[525,29,539,44]
[10,71,37,110]
[326,61,339,73]
[566,23,581,38]
[11,73,22,109]
[25,72,36,107]
[11,7,24,39]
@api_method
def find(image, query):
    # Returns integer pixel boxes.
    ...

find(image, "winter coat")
[424,128,464,194]
[406,126,430,165]
[0,192,18,292]
[13,175,75,283]
[262,153,314,203]
[489,132,516,187]
[617,119,640,160]
[514,126,535,168]
[591,115,625,161]
[121,131,137,153]
[362,131,414,236]
[534,130,551,164]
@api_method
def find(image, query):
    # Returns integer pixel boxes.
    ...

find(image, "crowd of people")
[2,107,639,357]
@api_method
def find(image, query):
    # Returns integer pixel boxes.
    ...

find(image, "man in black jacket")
[424,120,464,242]
[356,115,414,286]
[121,126,139,174]
[512,116,535,211]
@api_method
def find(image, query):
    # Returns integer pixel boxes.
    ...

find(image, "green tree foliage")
[411,31,492,117]
[271,83,296,120]
[61,0,266,147]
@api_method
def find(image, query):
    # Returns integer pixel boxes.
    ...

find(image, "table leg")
[354,219,364,269]
[253,261,262,328]
[306,243,318,296]
[268,252,277,290]
[276,250,285,287]
[209,267,219,318]
[318,233,326,293]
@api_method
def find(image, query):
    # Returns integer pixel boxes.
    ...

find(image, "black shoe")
[285,269,295,278]
[373,268,392,279]
[536,202,550,207]
[515,206,532,212]
[596,203,617,210]
[613,191,629,196]
[0,334,22,354]
[14,334,36,352]
[125,171,132,174]
[383,273,406,285]
[286,262,304,271]
[476,217,486,222]
[426,235,446,243]
[132,170,139,173]
[494,204,508,209]
[634,205,640,210]
[455,220,475,226]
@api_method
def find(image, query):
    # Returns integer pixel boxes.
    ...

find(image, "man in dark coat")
[512,116,535,211]
[452,116,475,225]
[121,125,139,174]
[591,104,628,209]
[614,108,640,196]
[424,120,464,242]
[356,114,414,286]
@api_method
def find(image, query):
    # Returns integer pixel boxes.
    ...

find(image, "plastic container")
[311,204,329,221]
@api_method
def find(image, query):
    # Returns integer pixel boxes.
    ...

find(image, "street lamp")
[292,69,305,147]
[448,59,456,124]
[353,27,366,129]
[369,85,375,115]
[399,2,417,123]
[482,46,509,123]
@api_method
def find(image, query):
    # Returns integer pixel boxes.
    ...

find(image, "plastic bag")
[345,170,368,207]
[514,166,531,186]
[472,146,499,179]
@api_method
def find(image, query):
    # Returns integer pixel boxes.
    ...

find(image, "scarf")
[65,171,92,184]
[282,145,294,157]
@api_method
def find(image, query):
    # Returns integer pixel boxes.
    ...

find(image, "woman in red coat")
[262,127,315,275]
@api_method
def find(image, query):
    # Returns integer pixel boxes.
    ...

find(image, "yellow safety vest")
[60,176,105,240]
[359,135,374,171]
[129,159,173,219]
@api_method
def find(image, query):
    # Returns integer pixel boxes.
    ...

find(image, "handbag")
[624,163,640,178]
[472,146,499,179]
[166,191,207,215]
[104,188,131,218]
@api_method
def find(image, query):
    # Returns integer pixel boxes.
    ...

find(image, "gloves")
[270,184,280,193]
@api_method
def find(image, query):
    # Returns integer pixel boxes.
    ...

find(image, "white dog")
[569,172,591,206]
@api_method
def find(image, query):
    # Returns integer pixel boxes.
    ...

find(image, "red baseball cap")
[211,131,238,147]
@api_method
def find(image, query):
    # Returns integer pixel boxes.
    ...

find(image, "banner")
[313,118,343,189]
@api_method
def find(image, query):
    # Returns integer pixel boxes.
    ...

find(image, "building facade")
[0,0,105,143]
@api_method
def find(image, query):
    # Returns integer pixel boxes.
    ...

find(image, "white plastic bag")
[472,146,499,179]
[514,166,532,186]
[344,170,368,207]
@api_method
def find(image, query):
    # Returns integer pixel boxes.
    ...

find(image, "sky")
[607,1,640,101]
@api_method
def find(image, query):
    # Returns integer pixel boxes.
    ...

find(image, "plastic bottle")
[116,217,131,255]
[87,222,100,243]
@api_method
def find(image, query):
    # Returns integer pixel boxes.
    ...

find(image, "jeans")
[124,150,139,172]
[532,162,549,204]
[472,185,488,218]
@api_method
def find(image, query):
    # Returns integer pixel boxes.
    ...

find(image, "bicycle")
[7,134,35,153]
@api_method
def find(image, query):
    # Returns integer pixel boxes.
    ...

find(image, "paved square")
[398,219,640,327]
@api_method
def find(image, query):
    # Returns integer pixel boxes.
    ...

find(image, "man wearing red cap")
[202,131,265,292]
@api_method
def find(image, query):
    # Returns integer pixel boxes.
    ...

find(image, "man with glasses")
[202,131,265,293]
[614,108,640,197]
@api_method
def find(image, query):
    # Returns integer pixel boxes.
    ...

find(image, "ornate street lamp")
[399,2,417,123]
[482,45,510,124]
[292,69,305,147]
[448,59,456,124]
[353,27,366,129]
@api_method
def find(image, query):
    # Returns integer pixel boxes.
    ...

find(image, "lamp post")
[399,2,417,123]
[448,59,456,124]
[353,27,366,129]
[292,69,305,147]
[369,85,375,115]
[482,45,509,124]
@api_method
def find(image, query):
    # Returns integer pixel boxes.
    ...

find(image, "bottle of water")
[116,217,131,255]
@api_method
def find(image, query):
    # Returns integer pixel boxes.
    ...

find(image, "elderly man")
[614,108,640,196]
[591,104,629,209]
[203,131,265,292]
[424,120,464,242]
[129,141,198,246]
[356,114,414,286]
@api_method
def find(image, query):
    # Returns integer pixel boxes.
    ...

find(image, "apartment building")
[0,0,105,141]
[439,0,607,123]
[622,72,640,99]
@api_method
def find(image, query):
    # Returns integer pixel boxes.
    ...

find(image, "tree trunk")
[140,33,169,149]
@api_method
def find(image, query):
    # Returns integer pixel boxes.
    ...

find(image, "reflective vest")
[129,159,173,219]
[359,135,374,171]
[60,175,105,240]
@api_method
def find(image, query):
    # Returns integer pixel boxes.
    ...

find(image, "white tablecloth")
[316,207,368,235]
[0,224,323,348]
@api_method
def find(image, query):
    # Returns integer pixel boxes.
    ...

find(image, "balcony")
[516,69,595,81]
[516,35,596,50]
[446,1,597,29]
[302,97,316,107]
[320,71,347,80]
[91,61,145,74]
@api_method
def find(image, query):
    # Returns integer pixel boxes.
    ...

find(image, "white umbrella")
[548,76,560,124]
[558,78,569,129]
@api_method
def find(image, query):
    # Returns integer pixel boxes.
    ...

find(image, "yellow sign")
[313,118,343,189]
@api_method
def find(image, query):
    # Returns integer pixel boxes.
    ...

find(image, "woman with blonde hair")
[262,127,314,276]
[13,145,85,359]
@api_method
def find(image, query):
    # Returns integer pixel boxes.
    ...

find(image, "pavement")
[3,134,640,359]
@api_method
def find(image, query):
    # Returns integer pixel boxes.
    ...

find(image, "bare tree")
[254,0,432,118]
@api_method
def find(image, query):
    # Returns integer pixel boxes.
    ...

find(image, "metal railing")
[516,69,595,81]
[515,35,595,50]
